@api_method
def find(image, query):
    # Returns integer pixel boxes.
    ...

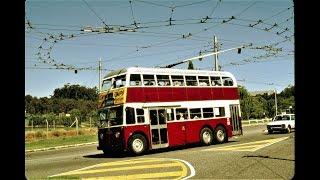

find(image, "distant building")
[249,90,274,96]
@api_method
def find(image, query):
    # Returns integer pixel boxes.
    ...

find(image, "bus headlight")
[115,132,121,138]
[227,118,230,125]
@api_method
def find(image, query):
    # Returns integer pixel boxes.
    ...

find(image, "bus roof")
[104,67,235,79]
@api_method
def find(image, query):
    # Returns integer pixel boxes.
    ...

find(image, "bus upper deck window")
[210,76,222,86]
[130,74,142,86]
[222,77,233,86]
[198,76,210,86]
[143,75,156,86]
[186,76,198,86]
[156,75,171,86]
[171,75,184,86]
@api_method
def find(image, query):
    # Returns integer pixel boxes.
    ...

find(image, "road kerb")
[25,141,98,153]
[242,123,268,127]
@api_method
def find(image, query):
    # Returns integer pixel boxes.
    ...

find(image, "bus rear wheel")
[214,126,227,144]
[128,134,147,155]
[200,127,213,145]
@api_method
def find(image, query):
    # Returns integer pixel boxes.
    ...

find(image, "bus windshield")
[102,79,112,91]
[99,106,123,127]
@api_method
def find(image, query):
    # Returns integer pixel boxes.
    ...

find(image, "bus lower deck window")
[203,108,214,118]
[136,108,145,123]
[126,107,135,124]
[190,108,201,119]
[214,107,225,117]
[176,108,188,120]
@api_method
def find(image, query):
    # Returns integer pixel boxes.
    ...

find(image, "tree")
[251,96,267,119]
[52,84,98,101]
[239,86,253,120]
[69,108,82,123]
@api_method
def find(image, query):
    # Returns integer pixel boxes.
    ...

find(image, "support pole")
[45,119,48,139]
[275,89,278,116]
[76,117,79,136]
[99,58,102,92]
[213,36,219,71]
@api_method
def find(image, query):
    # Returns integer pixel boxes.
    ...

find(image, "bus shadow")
[83,141,238,159]
[83,152,129,158]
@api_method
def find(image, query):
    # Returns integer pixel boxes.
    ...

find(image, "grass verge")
[25,134,97,151]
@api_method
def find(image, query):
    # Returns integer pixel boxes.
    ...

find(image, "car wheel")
[286,126,291,133]
[128,134,147,155]
[214,126,227,144]
[200,127,213,145]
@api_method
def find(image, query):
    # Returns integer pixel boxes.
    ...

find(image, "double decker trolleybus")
[97,67,242,155]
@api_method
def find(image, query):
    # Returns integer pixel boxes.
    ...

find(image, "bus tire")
[214,126,227,144]
[128,134,147,155]
[103,149,113,155]
[200,127,213,146]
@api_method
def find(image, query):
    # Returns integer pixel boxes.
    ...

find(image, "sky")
[25,0,294,97]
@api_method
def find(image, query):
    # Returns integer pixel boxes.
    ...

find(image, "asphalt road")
[25,125,295,179]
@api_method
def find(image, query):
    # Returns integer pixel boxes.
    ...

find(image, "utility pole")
[99,58,102,92]
[274,89,278,116]
[213,35,219,71]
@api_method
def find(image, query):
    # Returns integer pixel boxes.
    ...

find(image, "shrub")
[25,132,35,141]
[35,131,44,139]
[51,130,62,138]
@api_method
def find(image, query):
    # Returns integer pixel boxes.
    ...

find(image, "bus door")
[149,109,169,149]
[229,104,242,135]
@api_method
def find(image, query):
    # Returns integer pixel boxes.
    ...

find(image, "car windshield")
[274,115,291,121]
[99,106,123,126]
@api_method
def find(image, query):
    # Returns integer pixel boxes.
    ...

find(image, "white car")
[266,114,295,134]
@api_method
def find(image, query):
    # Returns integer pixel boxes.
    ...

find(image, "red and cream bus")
[97,67,242,155]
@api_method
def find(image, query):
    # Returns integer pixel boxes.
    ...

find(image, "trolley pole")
[213,36,219,71]
[99,58,102,92]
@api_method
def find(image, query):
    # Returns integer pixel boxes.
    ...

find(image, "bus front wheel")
[200,127,213,145]
[128,134,147,155]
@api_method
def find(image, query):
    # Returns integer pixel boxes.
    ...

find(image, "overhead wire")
[81,0,110,28]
